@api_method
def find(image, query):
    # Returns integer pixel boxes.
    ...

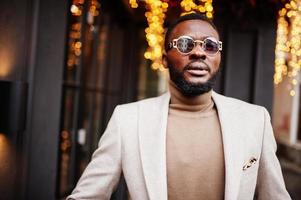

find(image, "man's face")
[164,20,221,96]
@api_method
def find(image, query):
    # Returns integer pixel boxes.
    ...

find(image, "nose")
[189,44,206,60]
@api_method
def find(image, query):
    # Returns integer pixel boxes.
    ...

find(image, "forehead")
[169,19,219,40]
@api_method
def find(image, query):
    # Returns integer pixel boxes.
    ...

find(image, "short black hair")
[164,12,219,51]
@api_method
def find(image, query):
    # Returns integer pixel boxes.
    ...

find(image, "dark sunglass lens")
[204,39,219,54]
[177,38,194,53]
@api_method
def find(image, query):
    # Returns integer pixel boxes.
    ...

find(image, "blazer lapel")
[212,91,245,200]
[138,91,245,200]
[138,93,170,200]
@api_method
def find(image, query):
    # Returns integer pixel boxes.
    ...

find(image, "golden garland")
[274,0,301,96]
[180,0,213,18]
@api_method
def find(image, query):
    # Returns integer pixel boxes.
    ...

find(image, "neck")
[169,80,212,105]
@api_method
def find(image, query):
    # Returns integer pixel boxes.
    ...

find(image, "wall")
[214,17,276,114]
[0,0,33,199]
[23,0,68,199]
[0,0,68,199]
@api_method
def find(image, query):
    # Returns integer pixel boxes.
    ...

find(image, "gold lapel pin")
[243,157,257,171]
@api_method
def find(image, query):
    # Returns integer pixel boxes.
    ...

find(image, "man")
[67,13,291,200]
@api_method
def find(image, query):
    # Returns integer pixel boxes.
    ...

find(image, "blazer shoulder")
[115,93,169,115]
[213,91,266,114]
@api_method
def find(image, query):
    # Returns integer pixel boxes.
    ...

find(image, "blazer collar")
[212,91,245,200]
[138,91,244,200]
[138,92,170,200]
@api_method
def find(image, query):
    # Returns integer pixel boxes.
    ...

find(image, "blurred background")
[0,0,300,199]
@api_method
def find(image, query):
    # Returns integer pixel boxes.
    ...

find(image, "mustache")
[184,61,210,72]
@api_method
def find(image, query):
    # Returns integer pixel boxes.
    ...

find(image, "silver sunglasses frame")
[169,35,222,55]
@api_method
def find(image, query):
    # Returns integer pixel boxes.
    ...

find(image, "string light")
[67,0,85,71]
[89,0,101,17]
[67,0,101,71]
[129,0,138,8]
[130,0,168,71]
[130,0,214,71]
[70,0,84,16]
[274,0,301,96]
[180,0,214,18]
[274,8,289,85]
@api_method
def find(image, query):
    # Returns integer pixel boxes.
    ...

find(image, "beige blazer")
[67,92,291,200]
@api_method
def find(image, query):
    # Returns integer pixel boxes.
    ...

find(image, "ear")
[162,53,168,69]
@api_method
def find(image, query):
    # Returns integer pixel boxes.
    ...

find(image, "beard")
[168,60,219,97]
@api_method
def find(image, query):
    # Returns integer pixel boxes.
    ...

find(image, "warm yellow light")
[74,41,82,49]
[279,8,287,16]
[0,134,10,166]
[134,0,168,71]
[0,66,12,77]
[205,5,213,12]
[198,6,206,12]
[129,0,138,8]
[181,0,214,18]
[130,0,214,71]
[89,0,101,17]
[0,50,13,78]
[0,134,6,143]
[274,0,301,95]
[67,0,86,74]
[290,90,296,96]
[206,12,213,18]
[70,4,82,16]
[144,52,151,59]
[74,49,81,56]
[71,5,79,14]
[162,2,168,9]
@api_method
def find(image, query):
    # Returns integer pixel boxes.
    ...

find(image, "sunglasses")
[168,36,222,55]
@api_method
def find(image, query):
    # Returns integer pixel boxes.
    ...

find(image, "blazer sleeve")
[67,106,122,200]
[256,108,291,200]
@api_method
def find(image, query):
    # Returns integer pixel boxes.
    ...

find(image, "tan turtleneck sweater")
[166,81,225,200]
